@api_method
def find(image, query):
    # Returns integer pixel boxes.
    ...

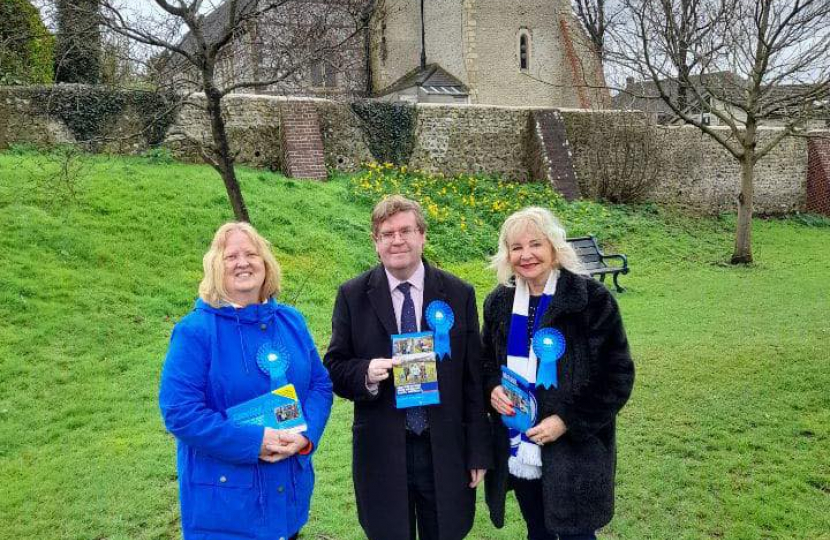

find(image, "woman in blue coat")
[160,222,333,540]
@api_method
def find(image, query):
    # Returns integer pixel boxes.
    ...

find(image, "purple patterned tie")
[398,282,428,434]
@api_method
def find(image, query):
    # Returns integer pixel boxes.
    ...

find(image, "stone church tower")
[370,0,609,108]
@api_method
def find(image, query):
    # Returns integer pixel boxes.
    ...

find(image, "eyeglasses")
[376,227,420,244]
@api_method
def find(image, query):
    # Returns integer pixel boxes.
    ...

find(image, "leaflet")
[500,365,537,433]
[391,331,440,409]
[226,384,307,433]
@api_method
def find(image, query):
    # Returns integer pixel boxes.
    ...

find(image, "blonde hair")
[198,222,282,307]
[490,207,586,286]
[371,195,428,237]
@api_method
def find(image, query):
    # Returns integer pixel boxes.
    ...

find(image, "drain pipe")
[420,0,427,69]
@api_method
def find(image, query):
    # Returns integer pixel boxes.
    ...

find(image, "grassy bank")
[0,150,828,540]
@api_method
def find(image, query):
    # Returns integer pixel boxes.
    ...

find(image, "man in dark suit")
[324,195,492,540]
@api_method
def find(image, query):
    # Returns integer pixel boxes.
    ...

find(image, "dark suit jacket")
[324,261,493,540]
[481,269,635,534]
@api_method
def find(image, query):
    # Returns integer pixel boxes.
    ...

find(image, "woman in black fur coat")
[481,207,635,540]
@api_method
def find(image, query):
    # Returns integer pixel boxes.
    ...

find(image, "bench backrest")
[567,236,607,270]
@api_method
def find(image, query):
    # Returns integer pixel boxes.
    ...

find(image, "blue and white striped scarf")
[506,270,559,479]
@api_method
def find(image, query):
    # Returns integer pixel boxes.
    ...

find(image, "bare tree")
[615,0,830,263]
[95,0,368,222]
[572,0,625,61]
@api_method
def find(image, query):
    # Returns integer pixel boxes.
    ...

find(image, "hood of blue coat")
[194,297,279,324]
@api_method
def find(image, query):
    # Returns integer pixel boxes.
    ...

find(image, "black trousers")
[512,476,597,540]
[406,430,439,540]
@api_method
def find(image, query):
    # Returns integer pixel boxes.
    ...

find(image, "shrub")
[0,0,55,85]
[585,119,664,204]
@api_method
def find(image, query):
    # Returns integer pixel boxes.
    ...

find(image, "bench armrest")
[599,252,628,271]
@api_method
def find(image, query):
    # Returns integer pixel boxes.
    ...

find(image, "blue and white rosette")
[426,300,454,361]
[532,328,566,389]
[256,341,291,388]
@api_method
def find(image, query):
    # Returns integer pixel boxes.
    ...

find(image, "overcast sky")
[34,0,218,27]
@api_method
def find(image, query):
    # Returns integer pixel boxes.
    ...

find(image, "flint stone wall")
[0,86,820,214]
[316,100,372,171]
[0,86,146,153]
[410,104,531,180]
[560,109,811,214]
[167,94,283,170]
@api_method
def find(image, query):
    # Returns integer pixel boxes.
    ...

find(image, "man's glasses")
[376,227,419,244]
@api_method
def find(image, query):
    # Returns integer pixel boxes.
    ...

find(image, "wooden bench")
[567,236,629,292]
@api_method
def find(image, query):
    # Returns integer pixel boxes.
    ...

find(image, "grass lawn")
[0,150,828,540]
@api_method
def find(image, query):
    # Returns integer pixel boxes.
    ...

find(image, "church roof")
[177,0,258,53]
[378,64,468,97]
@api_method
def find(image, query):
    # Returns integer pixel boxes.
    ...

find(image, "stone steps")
[527,109,581,201]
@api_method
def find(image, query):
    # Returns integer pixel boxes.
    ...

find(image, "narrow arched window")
[518,30,531,71]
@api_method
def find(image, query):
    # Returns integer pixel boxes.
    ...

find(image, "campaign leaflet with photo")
[500,365,538,433]
[392,331,440,409]
[226,384,308,433]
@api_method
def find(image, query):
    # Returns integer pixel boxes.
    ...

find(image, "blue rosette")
[532,328,566,389]
[256,341,290,387]
[425,300,454,361]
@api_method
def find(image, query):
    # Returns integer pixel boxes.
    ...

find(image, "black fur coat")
[481,269,635,534]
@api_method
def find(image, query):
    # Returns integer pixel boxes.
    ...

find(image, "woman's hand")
[261,430,309,461]
[526,415,567,446]
[490,385,515,416]
[259,427,283,462]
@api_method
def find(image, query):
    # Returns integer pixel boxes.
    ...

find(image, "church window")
[518,30,531,71]
[381,20,388,63]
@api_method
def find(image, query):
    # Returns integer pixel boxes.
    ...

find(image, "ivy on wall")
[54,0,101,84]
[351,101,417,165]
[131,91,180,147]
[27,85,179,148]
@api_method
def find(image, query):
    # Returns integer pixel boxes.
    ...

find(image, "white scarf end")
[517,442,543,467]
[509,456,542,479]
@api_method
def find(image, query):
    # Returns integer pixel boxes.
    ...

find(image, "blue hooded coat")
[159,298,333,540]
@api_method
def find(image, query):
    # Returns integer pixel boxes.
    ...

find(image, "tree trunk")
[731,150,754,264]
[205,86,250,223]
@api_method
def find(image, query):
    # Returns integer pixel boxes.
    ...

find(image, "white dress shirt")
[385,262,426,332]
[366,262,426,394]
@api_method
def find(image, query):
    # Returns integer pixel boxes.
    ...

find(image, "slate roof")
[615,71,829,121]
[177,0,258,53]
[614,72,744,115]
[378,63,468,97]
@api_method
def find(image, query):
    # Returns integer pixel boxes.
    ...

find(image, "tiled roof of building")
[378,63,468,97]
[616,71,829,121]
[177,0,258,53]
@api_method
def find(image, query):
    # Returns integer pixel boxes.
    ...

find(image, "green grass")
[0,151,828,540]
